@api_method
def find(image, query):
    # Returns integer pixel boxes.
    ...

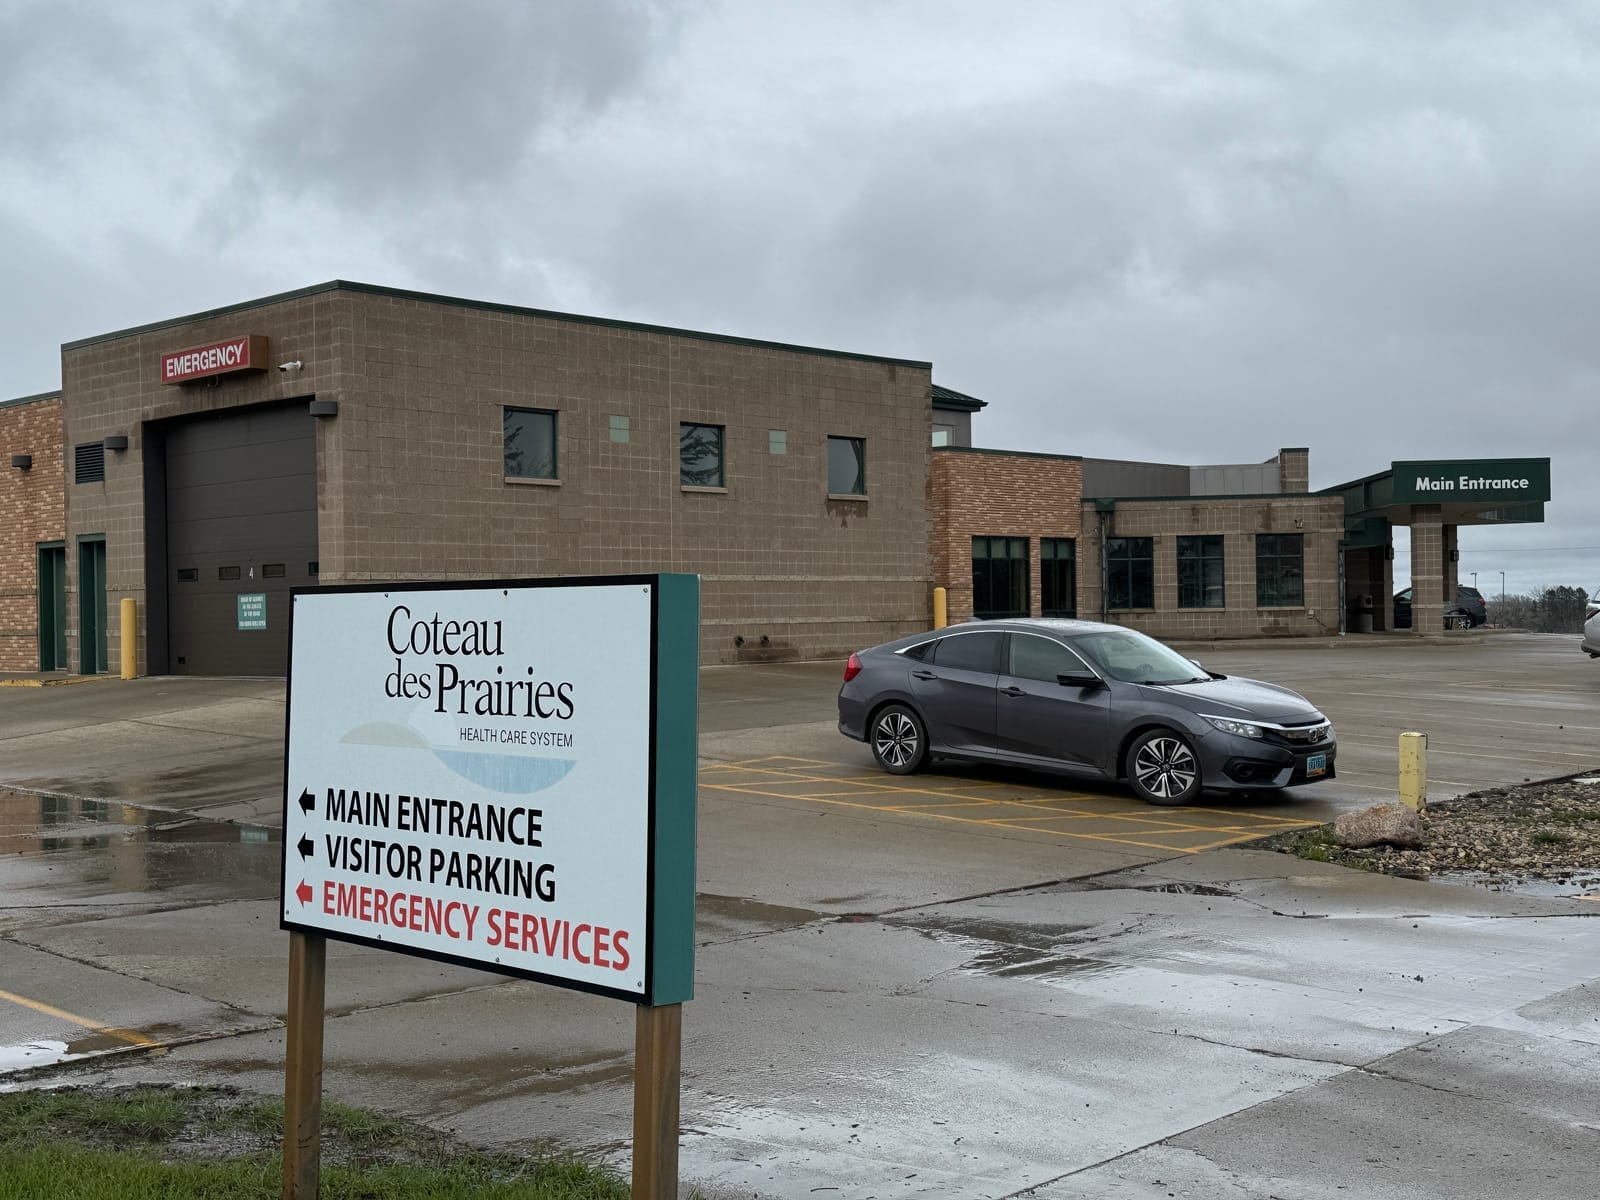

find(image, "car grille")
[1272,721,1331,744]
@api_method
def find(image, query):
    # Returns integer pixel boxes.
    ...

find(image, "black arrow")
[297,834,314,861]
[298,788,315,815]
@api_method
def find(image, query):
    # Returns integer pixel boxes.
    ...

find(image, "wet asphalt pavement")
[2,631,1599,1197]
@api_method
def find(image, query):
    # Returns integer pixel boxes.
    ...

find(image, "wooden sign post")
[278,575,699,1200]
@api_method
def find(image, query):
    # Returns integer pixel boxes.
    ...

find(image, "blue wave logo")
[339,722,576,795]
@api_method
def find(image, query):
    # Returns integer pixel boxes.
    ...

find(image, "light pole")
[1499,571,1506,605]
[1471,571,1477,589]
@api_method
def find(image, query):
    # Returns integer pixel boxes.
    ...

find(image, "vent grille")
[74,442,105,483]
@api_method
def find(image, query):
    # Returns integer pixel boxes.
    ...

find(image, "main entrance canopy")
[1325,458,1551,634]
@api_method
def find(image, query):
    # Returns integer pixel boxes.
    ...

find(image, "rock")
[1334,802,1424,850]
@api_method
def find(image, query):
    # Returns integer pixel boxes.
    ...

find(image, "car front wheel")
[1126,729,1201,806]
[870,704,928,775]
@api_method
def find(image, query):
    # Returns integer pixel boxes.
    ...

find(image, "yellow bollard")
[932,586,948,629]
[120,597,137,680]
[1398,731,1427,810]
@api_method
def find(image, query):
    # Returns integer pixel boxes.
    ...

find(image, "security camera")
[278,360,303,372]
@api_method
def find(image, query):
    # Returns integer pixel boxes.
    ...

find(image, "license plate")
[1306,753,1327,777]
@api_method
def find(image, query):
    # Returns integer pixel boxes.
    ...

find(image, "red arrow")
[295,879,313,905]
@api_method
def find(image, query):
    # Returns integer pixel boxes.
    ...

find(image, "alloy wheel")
[1132,736,1198,802]
[873,710,922,770]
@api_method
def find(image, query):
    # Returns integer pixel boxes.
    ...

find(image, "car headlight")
[1204,716,1265,739]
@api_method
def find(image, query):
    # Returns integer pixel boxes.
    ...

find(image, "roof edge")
[936,445,1083,463]
[0,390,63,411]
[62,280,934,369]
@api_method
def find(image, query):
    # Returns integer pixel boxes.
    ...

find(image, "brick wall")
[930,448,1085,620]
[1077,494,1347,639]
[0,395,65,670]
[61,284,935,670]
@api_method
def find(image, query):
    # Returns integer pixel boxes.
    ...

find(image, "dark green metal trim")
[935,445,1083,463]
[648,573,699,1006]
[931,383,988,411]
[0,390,61,410]
[62,280,933,369]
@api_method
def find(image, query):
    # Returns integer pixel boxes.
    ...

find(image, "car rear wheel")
[1126,729,1201,806]
[870,704,928,775]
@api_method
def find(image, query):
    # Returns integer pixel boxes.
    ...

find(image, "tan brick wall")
[61,286,934,669]
[1077,494,1347,639]
[1279,448,1310,494]
[0,396,65,670]
[930,449,1085,621]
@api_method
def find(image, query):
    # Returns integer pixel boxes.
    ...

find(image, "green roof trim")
[931,383,987,411]
[0,390,62,411]
[62,280,933,370]
[1083,491,1321,503]
[935,445,1082,463]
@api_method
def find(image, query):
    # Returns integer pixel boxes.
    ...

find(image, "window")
[769,430,787,455]
[680,422,724,487]
[827,435,865,495]
[1008,633,1090,682]
[1256,533,1304,607]
[504,407,557,479]
[930,630,1002,673]
[219,566,240,581]
[176,567,198,583]
[608,415,630,443]
[972,536,1029,619]
[1177,535,1225,609]
[74,443,105,484]
[932,424,953,447]
[262,563,286,578]
[1041,538,1076,617]
[1106,537,1154,609]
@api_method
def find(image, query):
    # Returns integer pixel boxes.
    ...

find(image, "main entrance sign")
[1390,458,1551,506]
[280,574,699,1005]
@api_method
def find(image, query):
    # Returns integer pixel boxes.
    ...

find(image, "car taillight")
[843,652,862,682]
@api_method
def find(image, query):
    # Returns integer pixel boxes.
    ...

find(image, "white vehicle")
[1584,589,1600,659]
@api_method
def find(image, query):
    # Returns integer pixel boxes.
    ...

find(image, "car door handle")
[911,670,938,680]
[1000,685,1027,697]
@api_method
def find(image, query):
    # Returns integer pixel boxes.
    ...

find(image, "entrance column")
[1442,524,1459,610]
[1410,505,1444,637]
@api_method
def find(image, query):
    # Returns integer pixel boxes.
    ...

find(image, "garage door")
[166,404,317,676]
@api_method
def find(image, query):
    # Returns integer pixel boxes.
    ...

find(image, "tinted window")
[504,407,557,479]
[901,640,935,662]
[1008,634,1090,683]
[1106,537,1154,608]
[931,631,1001,673]
[680,422,724,486]
[827,436,866,494]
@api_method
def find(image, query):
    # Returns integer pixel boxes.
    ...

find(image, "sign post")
[280,574,698,1199]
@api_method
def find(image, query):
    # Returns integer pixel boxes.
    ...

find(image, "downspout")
[1095,498,1116,623]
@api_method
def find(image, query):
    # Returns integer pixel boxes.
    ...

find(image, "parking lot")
[3,631,1600,1197]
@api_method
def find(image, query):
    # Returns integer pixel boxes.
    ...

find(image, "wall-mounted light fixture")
[308,400,339,418]
[1449,548,1459,562]
[278,360,303,372]
[103,435,129,452]
[10,454,31,470]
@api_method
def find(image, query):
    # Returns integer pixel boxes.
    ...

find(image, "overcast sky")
[3,1,1595,597]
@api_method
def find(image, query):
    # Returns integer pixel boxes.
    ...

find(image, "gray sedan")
[837,618,1336,805]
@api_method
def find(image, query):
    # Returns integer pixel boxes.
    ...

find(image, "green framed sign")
[280,574,700,1006]
[238,593,268,630]
[1390,459,1551,506]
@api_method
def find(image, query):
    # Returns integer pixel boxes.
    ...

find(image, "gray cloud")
[2,0,1596,593]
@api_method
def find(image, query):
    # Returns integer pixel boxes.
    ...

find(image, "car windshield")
[1072,630,1208,685]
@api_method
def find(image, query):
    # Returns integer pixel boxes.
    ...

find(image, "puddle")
[0,790,278,854]
[1138,882,1238,898]
[962,945,1123,979]
[897,914,1097,952]
[0,1040,70,1071]
[1440,871,1600,900]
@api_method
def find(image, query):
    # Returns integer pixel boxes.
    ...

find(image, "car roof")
[946,617,1130,636]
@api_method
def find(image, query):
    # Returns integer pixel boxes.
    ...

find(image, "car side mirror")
[1057,672,1104,690]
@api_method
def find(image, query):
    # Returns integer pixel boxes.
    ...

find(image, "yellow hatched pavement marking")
[0,987,159,1048]
[701,756,1320,853]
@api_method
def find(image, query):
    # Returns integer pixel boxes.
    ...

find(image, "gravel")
[1258,770,1600,894]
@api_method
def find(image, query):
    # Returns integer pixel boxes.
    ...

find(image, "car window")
[1072,630,1206,685]
[900,640,935,662]
[930,630,1002,673]
[1008,633,1092,683]
[1397,588,1412,603]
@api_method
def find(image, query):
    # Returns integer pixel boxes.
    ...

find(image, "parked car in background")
[837,618,1336,806]
[1583,589,1600,658]
[1394,585,1487,630]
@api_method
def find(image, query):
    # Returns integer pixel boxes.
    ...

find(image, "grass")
[1281,826,1338,863]
[0,1086,631,1200]
[1533,829,1574,845]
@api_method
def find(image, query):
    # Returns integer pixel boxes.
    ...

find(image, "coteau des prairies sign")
[280,575,698,1006]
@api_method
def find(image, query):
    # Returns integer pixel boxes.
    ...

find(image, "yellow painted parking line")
[0,987,158,1049]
